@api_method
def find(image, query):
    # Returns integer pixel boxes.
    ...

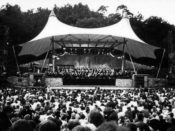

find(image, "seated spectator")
[37,119,61,131]
[1,87,175,131]
[0,106,13,131]
[126,123,137,131]
[10,119,34,131]
[95,121,118,131]
[88,111,104,127]
[67,120,80,131]
[72,125,91,131]
[135,113,150,131]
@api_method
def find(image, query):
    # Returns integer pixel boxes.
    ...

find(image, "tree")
[76,17,103,28]
[0,2,175,71]
[97,5,108,14]
[116,4,133,17]
[106,13,121,25]
[56,3,92,25]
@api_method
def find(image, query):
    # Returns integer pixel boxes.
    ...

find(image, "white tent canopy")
[19,10,159,59]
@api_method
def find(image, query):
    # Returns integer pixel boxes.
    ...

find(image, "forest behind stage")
[0,3,175,70]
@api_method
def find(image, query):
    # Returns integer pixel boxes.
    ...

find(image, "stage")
[49,85,134,90]
[8,75,167,89]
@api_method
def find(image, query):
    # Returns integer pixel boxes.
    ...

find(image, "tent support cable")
[12,45,20,75]
[126,44,136,74]
[51,36,55,73]
[41,45,51,72]
[156,48,166,78]
[121,39,126,73]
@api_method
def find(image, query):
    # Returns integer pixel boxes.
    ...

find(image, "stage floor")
[50,85,134,90]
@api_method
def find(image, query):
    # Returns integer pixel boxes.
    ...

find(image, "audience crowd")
[0,87,175,131]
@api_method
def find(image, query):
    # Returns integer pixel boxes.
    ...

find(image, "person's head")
[117,126,130,131]
[88,111,104,127]
[159,115,163,120]
[107,112,118,123]
[86,107,90,114]
[127,107,131,111]
[79,113,85,119]
[67,121,80,130]
[37,120,60,131]
[137,113,144,121]
[61,114,68,121]
[103,107,114,119]
[47,117,62,130]
[72,125,91,131]
[33,113,40,124]
[3,106,13,117]
[24,114,31,120]
[53,110,60,119]
[169,113,174,118]
[10,119,34,131]
[167,126,175,131]
[95,121,118,131]
[148,119,160,131]
[126,123,137,131]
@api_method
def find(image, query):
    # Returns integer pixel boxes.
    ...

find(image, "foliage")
[0,3,175,73]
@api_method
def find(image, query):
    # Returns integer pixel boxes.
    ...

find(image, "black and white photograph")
[0,0,175,131]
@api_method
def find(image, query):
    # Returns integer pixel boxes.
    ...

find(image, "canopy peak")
[50,10,56,17]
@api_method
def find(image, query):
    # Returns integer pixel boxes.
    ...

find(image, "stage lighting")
[63,47,66,50]
[1,72,7,76]
[75,48,77,54]
[52,55,57,58]
[70,48,73,54]
[84,48,87,54]
[88,48,91,53]
[117,56,123,59]
[98,49,100,55]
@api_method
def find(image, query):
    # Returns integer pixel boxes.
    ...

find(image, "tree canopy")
[0,3,174,73]
[1,3,174,48]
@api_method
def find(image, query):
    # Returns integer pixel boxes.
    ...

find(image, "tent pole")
[51,36,55,73]
[41,46,50,72]
[12,45,20,75]
[126,44,136,74]
[156,49,166,78]
[121,39,126,73]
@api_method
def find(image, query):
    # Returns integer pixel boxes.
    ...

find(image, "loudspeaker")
[133,74,148,88]
[30,73,45,87]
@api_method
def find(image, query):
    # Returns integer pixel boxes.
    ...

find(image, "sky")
[1,0,175,25]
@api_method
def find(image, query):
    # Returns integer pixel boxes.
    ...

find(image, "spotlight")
[1,72,7,75]
[84,48,87,53]
[98,49,100,55]
[52,55,57,58]
[88,48,91,53]
[117,56,122,59]
[75,48,77,53]
[70,48,73,54]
